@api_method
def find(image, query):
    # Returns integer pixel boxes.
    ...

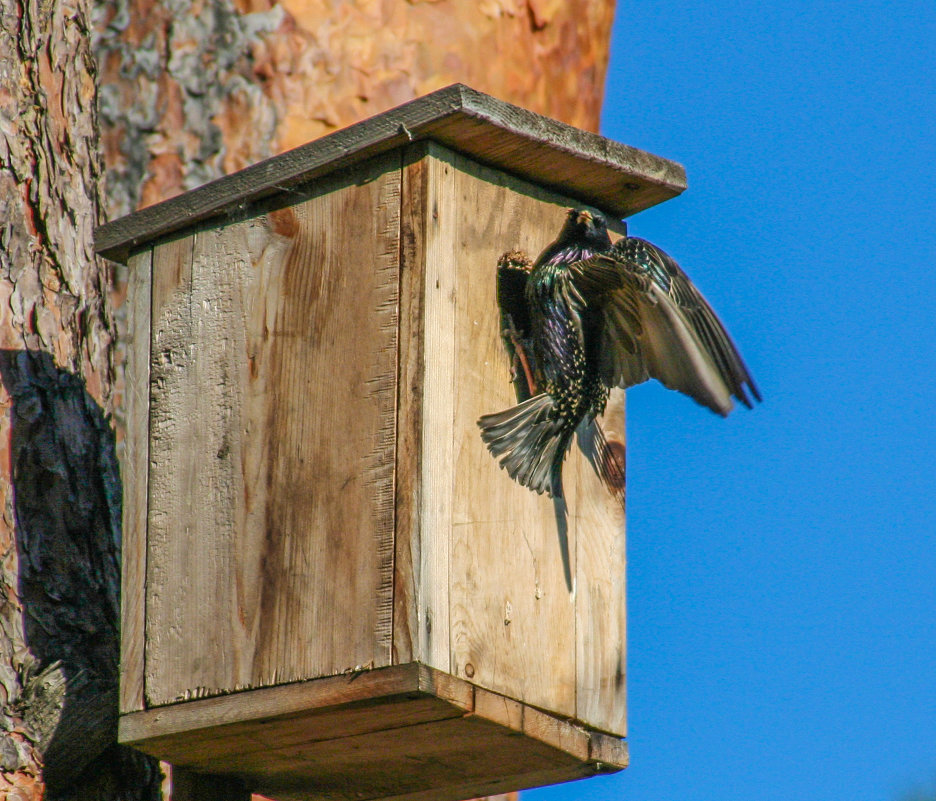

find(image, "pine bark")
[0,0,161,797]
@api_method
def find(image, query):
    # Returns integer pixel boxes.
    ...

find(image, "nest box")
[98,85,686,801]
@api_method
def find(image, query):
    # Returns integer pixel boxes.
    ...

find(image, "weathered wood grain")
[145,155,401,705]
[95,85,686,263]
[447,148,586,718]
[573,387,628,734]
[416,143,458,674]
[473,686,523,732]
[392,144,430,665]
[122,666,623,801]
[148,223,251,703]
[120,247,153,714]
[589,730,629,768]
[247,715,589,801]
[369,766,608,801]
[522,705,591,763]
[121,664,424,745]
[416,662,473,712]
[145,232,196,706]
[138,694,465,768]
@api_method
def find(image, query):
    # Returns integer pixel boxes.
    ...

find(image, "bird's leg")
[514,343,537,397]
[503,314,537,397]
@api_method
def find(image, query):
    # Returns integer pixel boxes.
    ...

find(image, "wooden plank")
[251,156,400,686]
[439,148,627,733]
[120,664,422,746]
[147,224,251,704]
[135,695,465,767]
[522,705,590,763]
[144,155,401,705]
[416,663,474,712]
[120,247,153,714]
[372,157,402,662]
[123,663,624,801]
[589,731,629,768]
[447,148,587,718]
[574,386,628,734]
[96,84,686,263]
[237,714,591,801]
[171,703,485,778]
[145,233,195,708]
[392,144,429,666]
[416,143,458,674]
[466,677,627,771]
[473,686,523,732]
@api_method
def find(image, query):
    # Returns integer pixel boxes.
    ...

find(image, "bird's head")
[559,208,612,251]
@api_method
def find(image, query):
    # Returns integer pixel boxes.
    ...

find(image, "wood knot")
[603,439,626,490]
[268,207,299,238]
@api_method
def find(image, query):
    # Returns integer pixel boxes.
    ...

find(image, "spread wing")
[570,237,760,416]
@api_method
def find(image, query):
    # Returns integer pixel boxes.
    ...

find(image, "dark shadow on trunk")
[0,349,161,800]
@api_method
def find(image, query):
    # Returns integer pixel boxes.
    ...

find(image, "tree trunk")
[0,0,161,798]
[1,0,614,797]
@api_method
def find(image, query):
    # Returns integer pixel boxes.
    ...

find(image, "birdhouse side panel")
[144,154,401,706]
[570,386,627,735]
[120,246,153,714]
[396,144,560,712]
[439,147,627,731]
[446,150,579,718]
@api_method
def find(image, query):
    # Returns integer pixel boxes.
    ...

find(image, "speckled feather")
[478,209,759,502]
[479,209,620,500]
[575,236,761,411]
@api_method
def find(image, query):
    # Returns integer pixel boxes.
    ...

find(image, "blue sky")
[528,2,936,800]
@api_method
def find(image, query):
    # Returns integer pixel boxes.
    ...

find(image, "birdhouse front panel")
[141,153,401,707]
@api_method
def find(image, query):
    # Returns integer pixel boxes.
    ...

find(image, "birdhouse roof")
[95,84,687,263]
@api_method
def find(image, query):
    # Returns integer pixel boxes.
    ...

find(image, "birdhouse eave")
[95,83,685,264]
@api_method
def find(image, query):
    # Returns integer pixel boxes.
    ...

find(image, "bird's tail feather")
[478,394,573,498]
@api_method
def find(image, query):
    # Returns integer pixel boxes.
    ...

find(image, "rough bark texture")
[0,0,161,797]
[93,0,616,219]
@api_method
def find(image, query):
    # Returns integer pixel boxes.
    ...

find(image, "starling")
[478,208,760,502]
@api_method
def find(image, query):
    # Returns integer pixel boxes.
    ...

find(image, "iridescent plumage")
[478,208,759,502]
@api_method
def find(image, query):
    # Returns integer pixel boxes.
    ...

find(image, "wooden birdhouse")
[97,84,686,801]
